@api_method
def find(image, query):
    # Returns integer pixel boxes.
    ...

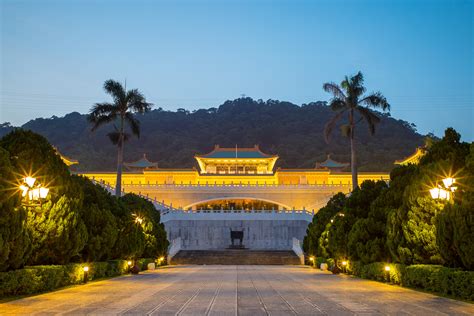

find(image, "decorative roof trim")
[195,144,278,159]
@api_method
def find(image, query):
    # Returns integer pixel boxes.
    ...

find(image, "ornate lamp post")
[430,177,457,201]
[19,176,49,207]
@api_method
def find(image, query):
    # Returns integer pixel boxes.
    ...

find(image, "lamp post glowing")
[19,176,49,207]
[309,256,315,268]
[127,260,132,273]
[430,177,456,201]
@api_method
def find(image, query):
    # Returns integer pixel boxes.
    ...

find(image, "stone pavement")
[1,265,473,315]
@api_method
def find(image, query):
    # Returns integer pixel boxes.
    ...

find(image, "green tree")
[303,193,346,256]
[0,147,31,271]
[323,72,390,190]
[88,80,152,196]
[121,193,169,258]
[0,130,88,265]
[27,196,88,265]
[436,143,474,270]
[73,175,119,262]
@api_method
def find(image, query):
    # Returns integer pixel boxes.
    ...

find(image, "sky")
[1,0,473,140]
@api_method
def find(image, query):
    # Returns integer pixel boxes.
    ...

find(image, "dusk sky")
[1,0,472,140]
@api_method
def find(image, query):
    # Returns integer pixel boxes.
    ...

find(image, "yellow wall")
[81,169,389,187]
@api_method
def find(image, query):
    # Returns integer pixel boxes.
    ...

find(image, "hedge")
[0,259,154,298]
[349,261,473,301]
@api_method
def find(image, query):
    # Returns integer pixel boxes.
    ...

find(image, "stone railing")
[160,208,314,223]
[292,237,305,264]
[167,237,182,263]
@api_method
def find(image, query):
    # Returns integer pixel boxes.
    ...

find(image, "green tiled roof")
[318,155,349,169]
[196,145,277,159]
[124,154,158,169]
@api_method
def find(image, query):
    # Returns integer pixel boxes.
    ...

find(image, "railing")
[167,237,182,262]
[292,238,305,264]
[91,180,316,223]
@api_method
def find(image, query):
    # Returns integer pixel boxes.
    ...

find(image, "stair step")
[171,250,301,265]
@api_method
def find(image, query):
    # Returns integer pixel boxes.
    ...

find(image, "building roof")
[124,154,158,169]
[195,145,278,159]
[316,154,349,169]
[54,147,79,166]
[394,147,426,165]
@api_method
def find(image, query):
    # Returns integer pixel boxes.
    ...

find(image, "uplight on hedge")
[83,266,89,283]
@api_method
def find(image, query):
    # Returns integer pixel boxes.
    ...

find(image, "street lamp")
[430,177,456,201]
[19,176,49,207]
[309,256,315,268]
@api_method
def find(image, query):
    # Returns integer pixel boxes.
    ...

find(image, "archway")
[184,196,292,211]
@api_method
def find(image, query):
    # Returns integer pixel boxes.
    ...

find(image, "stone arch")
[183,196,293,210]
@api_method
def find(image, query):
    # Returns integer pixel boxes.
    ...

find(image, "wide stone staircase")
[171,250,301,265]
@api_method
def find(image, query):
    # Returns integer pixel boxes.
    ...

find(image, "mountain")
[0,98,424,172]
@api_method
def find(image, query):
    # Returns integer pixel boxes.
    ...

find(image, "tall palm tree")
[323,72,390,191]
[88,79,152,196]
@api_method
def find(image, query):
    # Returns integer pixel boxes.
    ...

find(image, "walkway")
[1,265,472,315]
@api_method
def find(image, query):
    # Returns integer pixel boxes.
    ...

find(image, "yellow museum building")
[83,145,389,187]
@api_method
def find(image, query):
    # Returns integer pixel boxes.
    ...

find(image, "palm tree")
[323,72,390,191]
[88,80,152,196]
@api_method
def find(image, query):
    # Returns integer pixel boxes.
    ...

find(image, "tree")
[88,80,152,196]
[323,72,390,190]
[303,193,346,256]
[73,175,119,262]
[0,147,31,271]
[121,194,169,259]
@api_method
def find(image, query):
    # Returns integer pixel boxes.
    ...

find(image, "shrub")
[350,262,473,301]
[0,259,131,298]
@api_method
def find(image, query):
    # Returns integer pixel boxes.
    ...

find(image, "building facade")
[81,145,389,211]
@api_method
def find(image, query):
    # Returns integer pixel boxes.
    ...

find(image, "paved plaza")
[1,265,473,315]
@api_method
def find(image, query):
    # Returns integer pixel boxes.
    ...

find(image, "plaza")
[1,265,473,315]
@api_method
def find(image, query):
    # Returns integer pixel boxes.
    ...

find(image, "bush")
[137,258,155,270]
[0,259,131,297]
[350,262,473,301]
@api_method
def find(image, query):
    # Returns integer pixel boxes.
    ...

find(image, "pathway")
[1,265,472,315]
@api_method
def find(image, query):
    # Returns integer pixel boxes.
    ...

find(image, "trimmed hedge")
[0,260,132,297]
[349,261,473,301]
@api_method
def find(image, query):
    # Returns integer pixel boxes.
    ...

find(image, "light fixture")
[127,260,132,266]
[83,266,89,272]
[24,176,36,188]
[342,261,347,266]
[384,265,390,272]
[442,177,455,188]
[430,187,440,199]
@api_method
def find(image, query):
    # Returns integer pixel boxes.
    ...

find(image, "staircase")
[170,250,301,265]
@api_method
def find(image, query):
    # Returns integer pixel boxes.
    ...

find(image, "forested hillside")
[0,98,424,171]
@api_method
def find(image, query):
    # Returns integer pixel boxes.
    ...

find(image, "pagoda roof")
[317,154,349,169]
[124,154,158,169]
[195,145,278,159]
[54,147,78,166]
[394,147,426,165]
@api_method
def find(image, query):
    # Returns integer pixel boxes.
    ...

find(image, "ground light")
[309,256,315,268]
[158,257,165,265]
[83,266,89,283]
[127,260,132,273]
[342,261,347,273]
[384,265,391,282]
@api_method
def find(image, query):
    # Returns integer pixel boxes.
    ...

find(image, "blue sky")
[1,0,473,140]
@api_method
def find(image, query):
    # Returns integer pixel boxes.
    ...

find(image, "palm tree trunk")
[115,116,124,196]
[115,137,123,196]
[350,110,358,191]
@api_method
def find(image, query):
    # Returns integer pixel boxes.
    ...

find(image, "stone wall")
[164,219,310,250]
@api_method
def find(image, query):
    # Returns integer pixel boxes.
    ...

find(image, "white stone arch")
[183,196,293,210]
